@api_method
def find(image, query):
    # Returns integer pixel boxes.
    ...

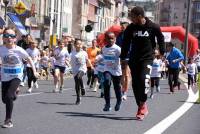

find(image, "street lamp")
[3,0,9,22]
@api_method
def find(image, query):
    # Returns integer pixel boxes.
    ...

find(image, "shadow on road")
[37,101,75,105]
[56,111,137,121]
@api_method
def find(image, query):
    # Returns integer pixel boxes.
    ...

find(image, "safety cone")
[197,73,200,103]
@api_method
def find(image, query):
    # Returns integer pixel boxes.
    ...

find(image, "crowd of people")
[0,6,199,128]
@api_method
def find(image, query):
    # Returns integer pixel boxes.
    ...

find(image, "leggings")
[103,71,122,106]
[2,78,21,121]
[27,67,37,88]
[74,71,85,98]
[87,67,95,86]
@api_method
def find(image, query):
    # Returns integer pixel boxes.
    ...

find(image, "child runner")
[0,27,38,128]
[70,39,92,104]
[102,32,122,111]
[187,57,197,89]
[40,50,49,80]
[26,39,40,93]
[150,50,162,99]
[94,51,105,97]
[53,40,69,93]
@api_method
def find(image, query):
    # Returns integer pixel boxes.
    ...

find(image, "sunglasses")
[3,34,16,38]
[107,37,115,40]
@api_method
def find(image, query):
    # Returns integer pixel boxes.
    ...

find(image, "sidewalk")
[179,72,187,83]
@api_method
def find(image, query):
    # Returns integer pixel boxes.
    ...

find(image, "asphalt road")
[0,75,199,134]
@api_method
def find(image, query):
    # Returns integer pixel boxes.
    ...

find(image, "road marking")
[18,88,72,97]
[144,83,199,134]
[19,92,43,97]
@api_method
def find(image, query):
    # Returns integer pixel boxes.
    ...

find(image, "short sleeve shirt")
[0,45,29,81]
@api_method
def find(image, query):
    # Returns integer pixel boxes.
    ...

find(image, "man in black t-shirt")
[120,6,165,120]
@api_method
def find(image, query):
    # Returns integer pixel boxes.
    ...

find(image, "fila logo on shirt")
[133,31,149,37]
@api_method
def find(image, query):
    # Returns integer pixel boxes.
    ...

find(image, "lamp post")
[183,0,191,64]
[3,0,9,22]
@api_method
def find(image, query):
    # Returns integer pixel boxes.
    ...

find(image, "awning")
[7,13,27,35]
[0,16,5,27]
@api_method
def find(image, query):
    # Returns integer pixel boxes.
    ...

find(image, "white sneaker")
[150,93,154,99]
[27,88,32,93]
[53,88,59,93]
[122,94,127,101]
[34,82,39,89]
[53,84,59,93]
[156,86,160,92]
[20,82,24,87]
[93,82,99,92]
[2,121,13,128]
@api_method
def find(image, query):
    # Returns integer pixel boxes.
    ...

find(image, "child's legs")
[112,75,122,103]
[103,72,112,106]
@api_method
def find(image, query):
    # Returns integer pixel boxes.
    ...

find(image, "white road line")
[144,83,199,134]
[19,92,43,97]
[18,88,73,97]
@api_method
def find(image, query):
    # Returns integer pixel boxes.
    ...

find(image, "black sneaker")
[114,102,121,111]
[178,83,181,90]
[59,86,64,93]
[103,104,111,111]
[100,93,104,98]
[81,89,85,96]
[75,97,81,105]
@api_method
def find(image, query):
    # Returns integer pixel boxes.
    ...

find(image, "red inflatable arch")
[97,25,199,57]
[161,26,199,57]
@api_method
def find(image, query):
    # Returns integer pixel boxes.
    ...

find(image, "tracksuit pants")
[129,60,152,106]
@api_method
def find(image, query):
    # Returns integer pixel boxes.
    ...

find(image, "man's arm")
[120,25,132,60]
[154,24,165,56]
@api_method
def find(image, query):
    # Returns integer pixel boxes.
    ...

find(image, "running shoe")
[122,94,127,101]
[20,82,24,87]
[59,85,64,93]
[75,97,81,105]
[2,121,13,128]
[81,89,85,96]
[103,104,111,111]
[136,103,149,121]
[34,82,39,89]
[156,86,160,92]
[114,102,121,111]
[27,88,32,93]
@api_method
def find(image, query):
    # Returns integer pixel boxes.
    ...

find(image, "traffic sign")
[14,1,27,15]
